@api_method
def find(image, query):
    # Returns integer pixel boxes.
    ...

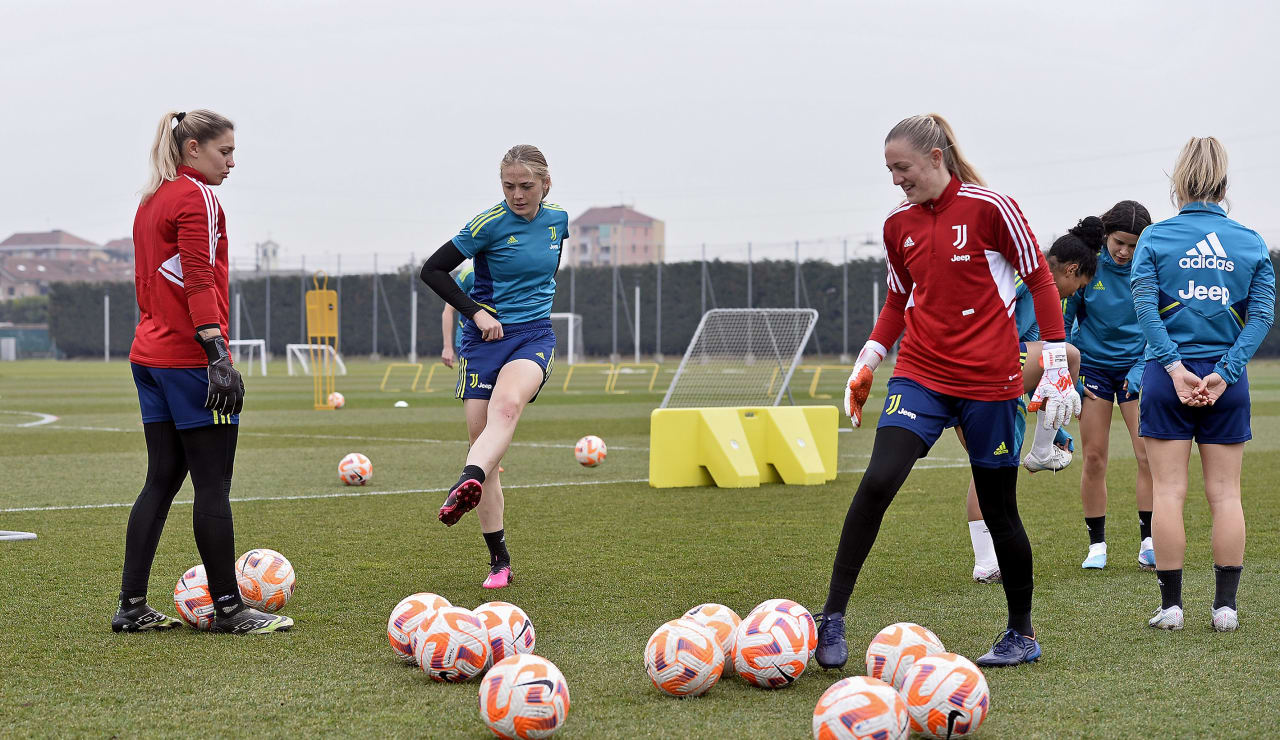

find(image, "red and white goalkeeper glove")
[1028,341,1080,430]
[844,340,886,428]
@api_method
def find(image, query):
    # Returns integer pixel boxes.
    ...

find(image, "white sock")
[1028,410,1057,460]
[969,520,996,566]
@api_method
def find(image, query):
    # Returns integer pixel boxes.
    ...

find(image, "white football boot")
[1211,606,1239,632]
[972,562,1002,584]
[1148,605,1184,630]
[1022,445,1072,473]
[1081,542,1108,569]
[1137,538,1156,570]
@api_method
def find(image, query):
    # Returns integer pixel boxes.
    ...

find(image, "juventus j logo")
[952,224,968,249]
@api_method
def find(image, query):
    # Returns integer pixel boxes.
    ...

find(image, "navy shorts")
[132,363,236,429]
[1080,363,1139,405]
[879,377,1021,468]
[456,318,555,401]
[1139,359,1250,444]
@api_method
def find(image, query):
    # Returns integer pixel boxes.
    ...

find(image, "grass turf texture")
[3,358,1280,738]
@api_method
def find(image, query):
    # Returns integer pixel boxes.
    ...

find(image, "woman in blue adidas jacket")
[1132,137,1275,632]
[1062,201,1155,572]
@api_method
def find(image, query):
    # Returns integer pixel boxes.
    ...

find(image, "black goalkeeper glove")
[196,332,245,415]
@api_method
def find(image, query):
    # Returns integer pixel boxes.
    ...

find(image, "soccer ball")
[748,598,818,652]
[475,601,537,668]
[682,603,741,670]
[865,622,946,690]
[574,435,606,467]
[338,452,372,485]
[479,654,570,739]
[173,564,214,630]
[412,606,490,682]
[812,675,910,740]
[733,608,810,688]
[900,653,990,739]
[388,592,452,663]
[328,391,345,409]
[235,548,295,612]
[644,617,725,697]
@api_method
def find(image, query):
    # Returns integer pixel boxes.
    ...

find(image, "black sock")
[1138,511,1153,541]
[120,422,188,599]
[118,593,148,611]
[1157,569,1183,609]
[823,427,926,616]
[484,529,510,567]
[1085,516,1106,545]
[973,465,1033,636]
[460,464,486,487]
[180,424,240,607]
[1213,565,1242,610]
[213,590,245,617]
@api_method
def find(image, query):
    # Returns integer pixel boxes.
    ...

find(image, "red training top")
[870,175,1065,401]
[129,165,230,368]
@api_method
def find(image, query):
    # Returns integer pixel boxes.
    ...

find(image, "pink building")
[568,205,665,267]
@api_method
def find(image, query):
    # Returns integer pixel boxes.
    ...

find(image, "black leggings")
[120,422,239,602]
[824,426,1034,634]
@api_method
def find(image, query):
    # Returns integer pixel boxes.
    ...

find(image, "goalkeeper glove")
[845,340,886,428]
[1027,341,1080,430]
[197,331,245,415]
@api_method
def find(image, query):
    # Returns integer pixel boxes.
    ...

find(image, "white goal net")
[660,308,819,408]
[550,312,584,365]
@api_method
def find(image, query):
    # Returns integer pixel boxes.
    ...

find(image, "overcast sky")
[2,0,1277,271]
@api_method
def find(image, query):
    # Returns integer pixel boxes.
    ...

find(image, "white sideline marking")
[0,410,59,427]
[0,461,973,514]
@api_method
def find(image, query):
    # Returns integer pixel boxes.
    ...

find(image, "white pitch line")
[0,410,60,427]
[0,461,974,514]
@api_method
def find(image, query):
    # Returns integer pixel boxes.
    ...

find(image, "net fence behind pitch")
[660,308,818,408]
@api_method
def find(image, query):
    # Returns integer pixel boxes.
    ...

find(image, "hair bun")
[1069,216,1105,247]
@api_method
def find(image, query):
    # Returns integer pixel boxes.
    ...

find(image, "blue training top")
[1012,275,1040,343]
[451,265,475,349]
[1131,201,1276,384]
[1063,245,1146,370]
[452,201,569,325]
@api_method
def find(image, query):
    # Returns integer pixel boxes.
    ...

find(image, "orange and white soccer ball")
[733,608,810,689]
[900,653,990,739]
[338,452,372,486]
[574,436,606,467]
[812,675,910,740]
[234,548,295,613]
[328,391,345,409]
[412,606,490,682]
[479,654,571,739]
[173,564,214,630]
[644,617,725,697]
[683,603,741,671]
[865,622,946,690]
[388,592,452,663]
[475,601,537,668]
[749,598,818,653]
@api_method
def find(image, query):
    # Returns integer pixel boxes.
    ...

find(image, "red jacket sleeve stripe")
[959,186,1039,276]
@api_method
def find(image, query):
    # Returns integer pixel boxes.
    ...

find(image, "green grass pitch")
[3,358,1280,737]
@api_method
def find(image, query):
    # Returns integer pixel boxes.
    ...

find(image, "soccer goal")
[550,312,584,365]
[660,308,819,408]
[286,343,348,376]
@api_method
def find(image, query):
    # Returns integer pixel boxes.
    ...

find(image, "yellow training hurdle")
[562,363,615,393]
[379,363,423,392]
[606,362,661,394]
[420,363,454,393]
[797,364,851,399]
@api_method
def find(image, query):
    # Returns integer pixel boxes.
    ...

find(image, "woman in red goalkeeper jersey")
[111,110,290,634]
[816,114,1080,669]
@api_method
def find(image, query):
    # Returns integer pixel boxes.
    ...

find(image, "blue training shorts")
[456,318,555,402]
[1139,359,1250,444]
[132,363,236,429]
[1080,363,1139,405]
[878,377,1021,468]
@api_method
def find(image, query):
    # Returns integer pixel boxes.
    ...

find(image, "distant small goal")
[660,308,819,408]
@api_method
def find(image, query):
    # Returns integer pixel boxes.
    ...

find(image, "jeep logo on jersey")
[952,224,967,249]
[1179,280,1231,306]
[1180,232,1234,271]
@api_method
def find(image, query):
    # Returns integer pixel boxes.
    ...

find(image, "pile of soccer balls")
[172,548,297,628]
[387,592,570,739]
[812,622,990,740]
[644,599,817,697]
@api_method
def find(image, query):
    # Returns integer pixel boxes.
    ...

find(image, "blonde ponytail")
[1170,136,1229,209]
[142,109,235,200]
[885,113,986,187]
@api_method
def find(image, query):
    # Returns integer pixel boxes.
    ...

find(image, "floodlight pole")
[634,283,640,363]
[409,253,417,363]
[842,238,850,362]
[746,242,752,308]
[372,253,379,360]
[794,240,800,308]
[655,258,662,362]
[103,293,109,362]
